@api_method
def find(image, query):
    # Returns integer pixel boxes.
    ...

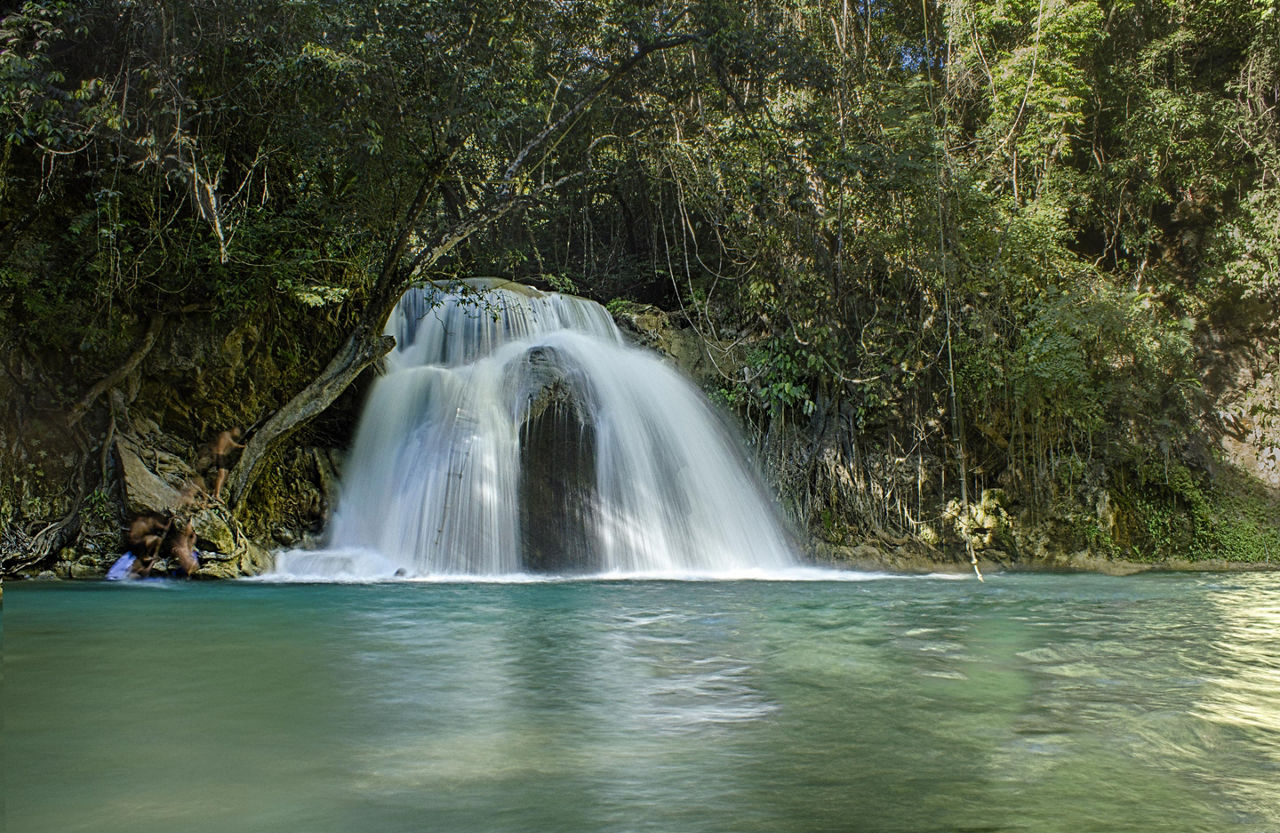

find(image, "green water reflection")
[4,573,1278,832]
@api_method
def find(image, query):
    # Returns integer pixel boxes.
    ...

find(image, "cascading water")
[273,279,796,579]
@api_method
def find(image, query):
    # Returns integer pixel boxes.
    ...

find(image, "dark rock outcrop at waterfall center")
[517,351,601,573]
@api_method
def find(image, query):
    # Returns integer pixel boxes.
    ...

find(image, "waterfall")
[273,279,796,579]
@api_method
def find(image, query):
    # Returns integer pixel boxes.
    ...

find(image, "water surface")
[5,572,1278,832]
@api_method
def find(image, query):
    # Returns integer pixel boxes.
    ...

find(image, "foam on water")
[260,554,966,584]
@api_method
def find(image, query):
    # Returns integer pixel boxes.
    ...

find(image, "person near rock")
[211,428,245,501]
[168,517,201,578]
[130,512,171,559]
[106,513,170,580]
[105,551,152,580]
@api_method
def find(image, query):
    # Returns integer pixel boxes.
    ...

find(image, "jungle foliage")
[3,0,1277,564]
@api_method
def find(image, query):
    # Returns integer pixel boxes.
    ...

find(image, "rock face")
[516,348,601,573]
[945,489,1014,553]
[1214,347,1280,489]
[115,438,182,516]
[192,509,236,554]
[612,305,740,390]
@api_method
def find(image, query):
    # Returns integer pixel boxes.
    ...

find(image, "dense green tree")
[3,0,1276,568]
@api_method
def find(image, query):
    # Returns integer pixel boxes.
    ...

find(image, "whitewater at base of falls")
[272,279,798,580]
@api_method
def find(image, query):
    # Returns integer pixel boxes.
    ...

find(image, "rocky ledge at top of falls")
[611,304,745,391]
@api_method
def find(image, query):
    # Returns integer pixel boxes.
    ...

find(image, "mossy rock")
[193,509,236,554]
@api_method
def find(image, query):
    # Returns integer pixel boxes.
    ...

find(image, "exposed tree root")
[66,313,163,428]
[2,444,89,575]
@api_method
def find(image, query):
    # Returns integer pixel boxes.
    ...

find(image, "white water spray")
[273,279,796,578]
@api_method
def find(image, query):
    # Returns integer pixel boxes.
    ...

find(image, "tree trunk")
[226,321,395,508]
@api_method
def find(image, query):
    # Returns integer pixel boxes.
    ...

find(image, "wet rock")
[70,562,102,579]
[312,448,342,515]
[190,536,271,578]
[239,542,273,576]
[190,548,236,579]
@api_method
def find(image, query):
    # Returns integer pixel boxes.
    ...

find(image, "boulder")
[194,549,239,580]
[515,348,601,573]
[613,305,739,390]
[70,562,102,579]
[192,509,236,554]
[239,541,274,576]
[114,438,182,516]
